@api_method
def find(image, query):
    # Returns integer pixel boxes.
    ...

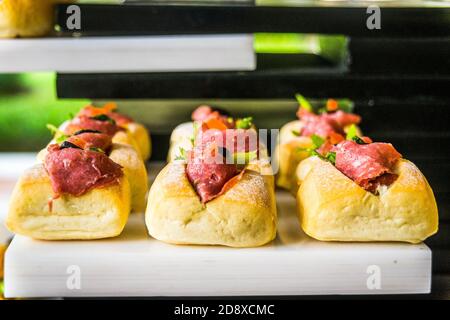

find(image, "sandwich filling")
[296,105,361,143]
[299,119,402,195]
[44,133,123,209]
[66,130,113,152]
[191,105,232,126]
[65,115,122,136]
[186,143,244,204]
[77,102,134,128]
[185,106,258,203]
[331,140,402,194]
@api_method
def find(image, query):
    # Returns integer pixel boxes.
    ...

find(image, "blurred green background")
[0,73,89,151]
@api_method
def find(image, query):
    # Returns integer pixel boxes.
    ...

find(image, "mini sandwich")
[168,105,229,161]
[146,122,277,248]
[39,116,148,213]
[0,0,73,38]
[274,95,362,194]
[168,105,259,161]
[296,131,439,243]
[7,133,131,240]
[75,103,151,161]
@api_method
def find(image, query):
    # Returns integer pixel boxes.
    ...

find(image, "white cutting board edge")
[4,191,432,298]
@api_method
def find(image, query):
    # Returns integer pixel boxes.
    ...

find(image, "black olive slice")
[90,114,115,124]
[73,129,101,136]
[60,141,82,150]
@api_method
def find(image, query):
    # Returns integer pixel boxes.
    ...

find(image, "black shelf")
[57,72,450,99]
[56,4,450,38]
[349,37,450,75]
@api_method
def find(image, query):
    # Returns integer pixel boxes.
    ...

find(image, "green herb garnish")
[346,124,367,145]
[190,122,200,147]
[311,134,325,149]
[346,124,358,140]
[46,124,68,143]
[296,134,336,165]
[235,117,253,129]
[296,134,325,155]
[175,147,187,161]
[336,99,354,113]
[292,130,301,137]
[232,150,257,165]
[46,123,60,135]
[297,148,336,165]
[295,93,313,112]
[317,107,327,114]
[325,151,336,164]
[89,147,105,153]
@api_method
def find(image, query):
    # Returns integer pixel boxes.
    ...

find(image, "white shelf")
[0,35,256,73]
[4,191,431,298]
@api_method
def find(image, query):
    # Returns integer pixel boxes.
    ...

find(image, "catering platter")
[4,182,431,298]
[0,0,447,303]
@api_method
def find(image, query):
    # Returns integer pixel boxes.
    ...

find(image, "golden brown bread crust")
[0,244,5,279]
[167,122,194,161]
[296,157,439,243]
[109,143,148,213]
[125,122,151,161]
[6,164,131,240]
[111,130,142,158]
[273,120,313,194]
[0,0,73,38]
[146,162,277,247]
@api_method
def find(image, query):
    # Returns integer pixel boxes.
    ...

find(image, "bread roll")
[109,143,148,213]
[273,120,313,194]
[0,0,72,38]
[146,162,277,247]
[6,163,131,240]
[111,130,142,158]
[275,120,362,194]
[124,122,151,161]
[296,156,439,243]
[167,122,195,161]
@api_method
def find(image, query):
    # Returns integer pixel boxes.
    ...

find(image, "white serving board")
[4,191,431,298]
[0,35,255,73]
[0,153,37,238]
